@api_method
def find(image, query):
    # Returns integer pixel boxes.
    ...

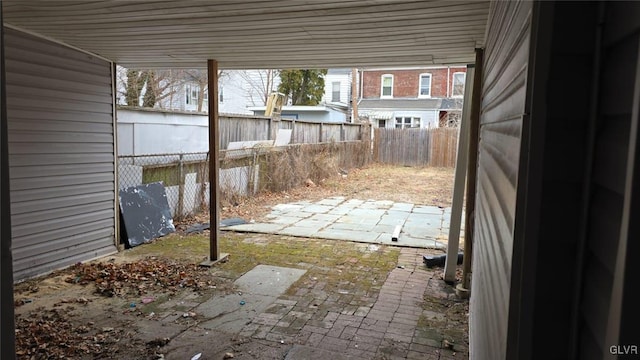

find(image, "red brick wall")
[362,67,466,98]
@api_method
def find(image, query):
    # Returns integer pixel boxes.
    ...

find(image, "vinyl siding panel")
[577,2,640,356]
[470,1,531,359]
[5,28,117,281]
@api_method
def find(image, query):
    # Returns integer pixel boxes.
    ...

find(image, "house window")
[217,87,222,103]
[378,119,386,128]
[419,73,432,97]
[332,82,341,102]
[452,72,466,97]
[185,84,199,105]
[203,88,209,109]
[395,117,420,128]
[381,74,393,98]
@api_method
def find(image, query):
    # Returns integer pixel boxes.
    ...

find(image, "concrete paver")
[224,197,462,249]
[233,247,468,359]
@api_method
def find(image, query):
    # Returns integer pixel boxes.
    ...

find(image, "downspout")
[570,3,605,359]
[447,66,451,97]
[111,62,120,249]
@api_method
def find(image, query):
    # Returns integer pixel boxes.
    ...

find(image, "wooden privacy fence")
[219,115,363,149]
[374,127,459,167]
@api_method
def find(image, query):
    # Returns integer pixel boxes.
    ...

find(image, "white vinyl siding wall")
[470,1,531,359]
[5,28,117,281]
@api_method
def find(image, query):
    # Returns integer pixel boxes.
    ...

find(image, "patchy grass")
[119,232,400,302]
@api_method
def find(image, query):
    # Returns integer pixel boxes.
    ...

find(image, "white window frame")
[381,74,393,98]
[418,73,432,98]
[331,81,341,102]
[185,83,199,106]
[394,116,421,129]
[452,72,466,97]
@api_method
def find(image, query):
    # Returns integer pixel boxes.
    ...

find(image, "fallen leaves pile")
[65,257,216,297]
[15,307,125,359]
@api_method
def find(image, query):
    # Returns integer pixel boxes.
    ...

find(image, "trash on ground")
[423,252,463,268]
[147,337,171,347]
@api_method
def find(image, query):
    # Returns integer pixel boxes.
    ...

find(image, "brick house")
[358,66,466,128]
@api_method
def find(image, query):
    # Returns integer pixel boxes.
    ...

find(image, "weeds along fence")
[373,127,459,167]
[118,141,371,220]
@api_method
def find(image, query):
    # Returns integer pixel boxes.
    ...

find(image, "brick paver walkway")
[239,248,469,359]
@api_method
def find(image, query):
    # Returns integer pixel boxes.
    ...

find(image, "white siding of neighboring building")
[5,28,118,281]
[322,70,351,105]
[117,109,208,155]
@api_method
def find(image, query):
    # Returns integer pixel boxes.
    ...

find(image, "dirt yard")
[214,164,455,225]
[13,164,463,359]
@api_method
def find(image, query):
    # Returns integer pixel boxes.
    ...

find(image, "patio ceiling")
[2,0,490,69]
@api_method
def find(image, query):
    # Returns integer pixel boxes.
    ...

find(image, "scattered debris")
[239,300,246,306]
[304,179,316,187]
[147,337,171,347]
[65,257,217,297]
[14,298,33,307]
[224,352,235,359]
[142,296,155,304]
[15,308,123,359]
[191,353,202,360]
[443,339,454,350]
[102,327,114,332]
[423,253,463,268]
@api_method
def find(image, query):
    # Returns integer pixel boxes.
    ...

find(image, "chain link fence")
[118,141,371,220]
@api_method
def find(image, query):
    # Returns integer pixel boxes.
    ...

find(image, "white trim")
[452,72,466,97]
[418,73,433,98]
[111,63,120,248]
[4,24,113,63]
[381,74,394,98]
[362,65,469,71]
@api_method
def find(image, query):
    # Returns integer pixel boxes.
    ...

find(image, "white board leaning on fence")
[225,129,292,152]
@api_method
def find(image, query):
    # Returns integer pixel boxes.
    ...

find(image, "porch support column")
[459,48,484,295]
[444,64,474,284]
[201,59,228,266]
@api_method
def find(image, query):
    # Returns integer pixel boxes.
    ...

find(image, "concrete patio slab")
[224,198,458,249]
[197,265,306,333]
[235,265,307,296]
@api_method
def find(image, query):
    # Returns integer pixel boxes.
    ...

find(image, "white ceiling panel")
[3,0,490,69]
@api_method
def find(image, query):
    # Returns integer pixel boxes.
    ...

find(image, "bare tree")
[117,67,227,111]
[237,69,280,106]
